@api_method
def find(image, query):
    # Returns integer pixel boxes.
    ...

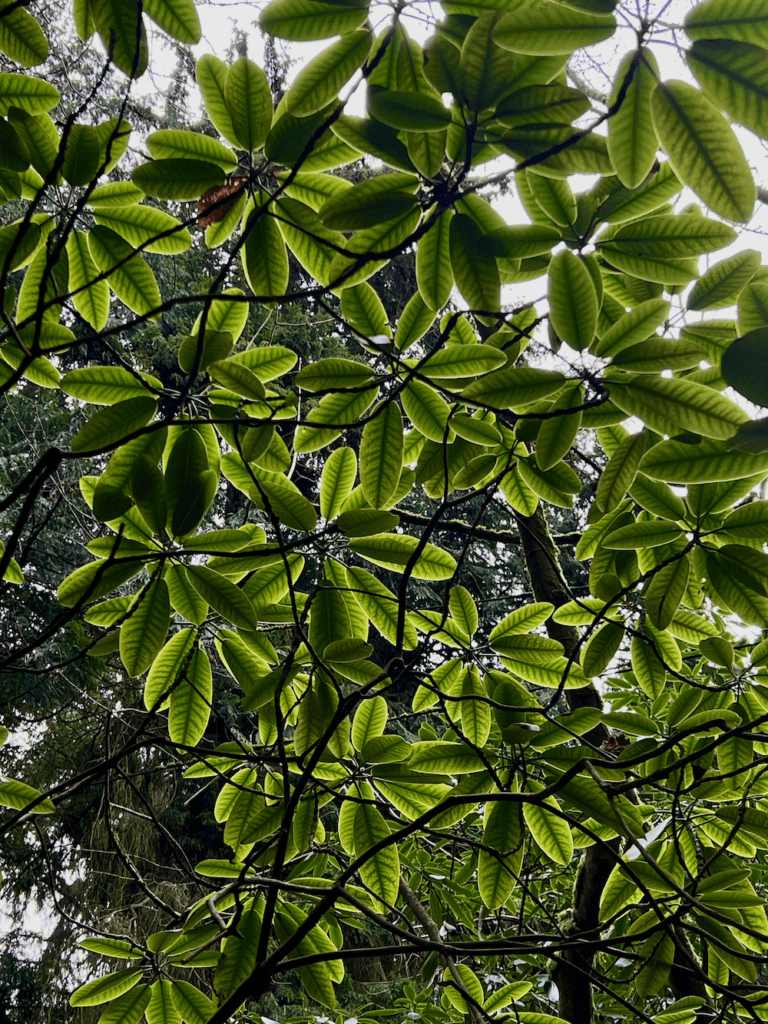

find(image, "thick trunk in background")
[515,508,713,1024]
[515,507,611,1024]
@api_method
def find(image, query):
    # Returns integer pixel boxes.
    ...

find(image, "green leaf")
[259,479,318,532]
[143,0,199,42]
[395,292,436,351]
[214,900,262,997]
[455,11,512,111]
[479,800,521,909]
[320,178,418,231]
[195,55,240,148]
[450,586,478,638]
[346,565,418,649]
[144,629,197,711]
[450,414,501,446]
[62,367,160,406]
[93,205,191,256]
[120,578,170,677]
[94,985,151,1024]
[287,31,371,116]
[260,0,368,40]
[493,4,615,54]
[0,73,59,116]
[416,208,453,310]
[0,118,30,173]
[58,553,145,607]
[279,171,352,210]
[146,980,182,1024]
[600,249,698,286]
[90,0,147,77]
[0,778,54,813]
[443,964,484,1013]
[603,214,736,259]
[462,366,565,408]
[706,550,768,626]
[79,936,143,959]
[208,359,266,400]
[88,226,162,318]
[685,0,768,47]
[360,403,403,509]
[723,499,768,538]
[94,117,132,174]
[269,102,358,171]
[228,345,297,382]
[341,281,391,337]
[167,567,210,628]
[87,182,145,208]
[548,250,598,352]
[131,158,224,201]
[352,695,388,751]
[369,89,452,131]
[410,740,491,775]
[354,801,399,908]
[650,80,755,223]
[414,343,506,379]
[131,456,166,536]
[71,397,157,453]
[489,222,561,259]
[636,933,675,998]
[167,981,214,1024]
[449,213,500,312]
[7,109,57,179]
[598,430,647,512]
[321,447,358,519]
[500,656,591,690]
[608,49,659,188]
[645,554,690,631]
[582,620,623,677]
[631,633,666,699]
[70,970,143,1008]
[15,245,67,327]
[603,520,684,549]
[611,337,710,375]
[494,83,589,127]
[689,250,761,311]
[490,603,555,642]
[0,0,49,66]
[688,39,768,144]
[243,198,289,301]
[491,632,563,663]
[66,230,110,331]
[225,57,273,151]
[349,533,457,580]
[606,374,748,439]
[169,648,212,746]
[722,327,768,407]
[60,124,100,187]
[517,456,581,507]
[458,666,489,744]
[146,129,237,173]
[342,505,403,536]
[523,794,573,866]
[640,438,768,483]
[295,387,378,453]
[187,566,259,630]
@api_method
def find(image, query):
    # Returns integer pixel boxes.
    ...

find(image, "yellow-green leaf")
[651,79,755,223]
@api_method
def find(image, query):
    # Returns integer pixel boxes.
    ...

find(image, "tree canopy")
[4,1,768,1023]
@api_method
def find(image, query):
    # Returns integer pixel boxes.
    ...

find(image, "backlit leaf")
[651,79,755,223]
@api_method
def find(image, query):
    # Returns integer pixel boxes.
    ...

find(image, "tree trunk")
[515,507,612,1024]
[515,508,713,1023]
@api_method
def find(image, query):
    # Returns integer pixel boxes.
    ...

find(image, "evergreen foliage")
[2,1,768,1023]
